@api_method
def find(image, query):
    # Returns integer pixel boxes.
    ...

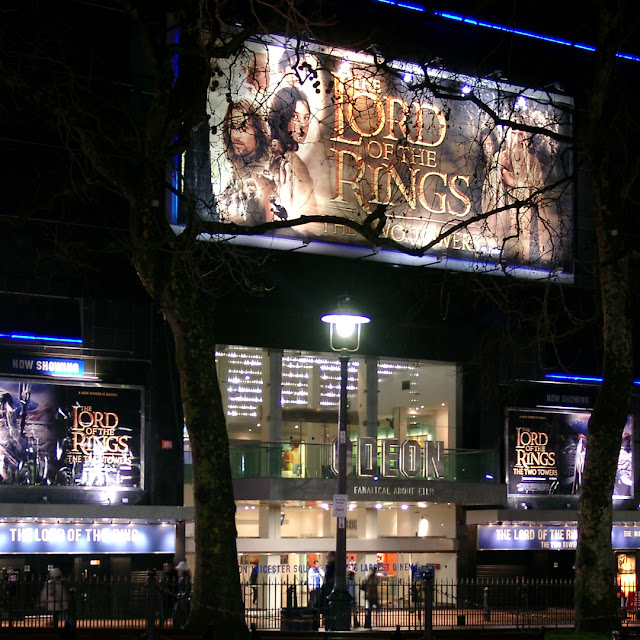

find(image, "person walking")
[363,568,379,629]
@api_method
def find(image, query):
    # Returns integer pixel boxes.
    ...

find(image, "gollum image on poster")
[184,35,574,271]
[0,379,141,488]
[507,408,633,497]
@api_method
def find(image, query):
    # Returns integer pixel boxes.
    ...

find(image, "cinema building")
[0,294,189,580]
[175,27,639,593]
[2,1,639,597]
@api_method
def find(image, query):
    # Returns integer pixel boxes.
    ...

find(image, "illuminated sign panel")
[8,356,84,377]
[0,523,174,554]
[331,437,445,479]
[478,524,640,551]
[507,409,633,498]
[185,37,574,275]
[0,379,142,488]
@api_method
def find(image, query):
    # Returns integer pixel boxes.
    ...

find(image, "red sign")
[627,592,640,613]
[161,440,173,450]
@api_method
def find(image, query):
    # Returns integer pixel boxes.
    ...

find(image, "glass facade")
[182,345,470,585]
[214,345,458,450]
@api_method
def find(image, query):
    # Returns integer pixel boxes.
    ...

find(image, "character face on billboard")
[245,51,270,92]
[268,86,311,152]
[289,100,311,145]
[481,130,496,159]
[223,100,270,168]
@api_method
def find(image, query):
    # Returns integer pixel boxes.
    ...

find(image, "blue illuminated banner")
[0,523,175,554]
[8,356,84,377]
[478,524,640,551]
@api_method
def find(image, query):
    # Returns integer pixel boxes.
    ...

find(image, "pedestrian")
[250,561,259,606]
[173,560,192,629]
[307,559,324,609]
[39,567,68,628]
[362,568,379,629]
[347,569,360,627]
[323,552,336,629]
[162,562,178,626]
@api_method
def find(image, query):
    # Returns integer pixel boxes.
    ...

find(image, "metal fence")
[244,577,580,631]
[0,571,171,630]
[0,573,635,631]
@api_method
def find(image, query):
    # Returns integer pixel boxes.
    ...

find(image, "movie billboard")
[507,409,633,498]
[183,37,574,272]
[0,380,142,488]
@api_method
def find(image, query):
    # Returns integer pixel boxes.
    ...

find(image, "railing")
[243,577,581,631]
[2,574,633,631]
[0,571,174,630]
[226,441,498,483]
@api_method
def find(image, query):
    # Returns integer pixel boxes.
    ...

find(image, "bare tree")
[3,0,638,635]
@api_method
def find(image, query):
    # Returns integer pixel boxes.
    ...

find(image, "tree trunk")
[130,195,248,637]
[574,4,634,631]
[165,307,247,638]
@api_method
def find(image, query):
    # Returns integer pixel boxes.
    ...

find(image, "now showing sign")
[9,356,84,377]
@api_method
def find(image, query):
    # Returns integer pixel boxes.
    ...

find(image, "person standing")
[250,562,259,606]
[323,551,336,629]
[161,562,178,627]
[40,568,68,628]
[347,570,360,627]
[173,560,192,629]
[324,551,335,594]
[307,559,324,608]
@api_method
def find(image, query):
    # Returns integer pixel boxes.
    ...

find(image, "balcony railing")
[225,441,498,483]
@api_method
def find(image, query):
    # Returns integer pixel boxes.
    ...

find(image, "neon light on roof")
[0,332,83,345]
[369,2,640,63]
[435,10,640,62]
[374,0,424,11]
[545,373,640,386]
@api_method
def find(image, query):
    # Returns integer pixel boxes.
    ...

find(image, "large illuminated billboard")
[507,409,633,498]
[179,37,574,276]
[0,380,142,488]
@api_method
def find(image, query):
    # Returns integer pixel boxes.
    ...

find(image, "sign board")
[8,357,85,377]
[0,523,174,554]
[0,378,142,489]
[179,36,574,277]
[478,524,640,551]
[507,409,633,498]
[627,592,640,613]
[333,493,348,518]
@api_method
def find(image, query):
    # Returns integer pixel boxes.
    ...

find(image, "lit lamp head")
[321,295,370,352]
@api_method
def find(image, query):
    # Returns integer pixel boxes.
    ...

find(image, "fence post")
[483,586,490,622]
[423,574,433,640]
[146,569,156,640]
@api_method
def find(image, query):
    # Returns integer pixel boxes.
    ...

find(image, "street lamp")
[321,295,370,631]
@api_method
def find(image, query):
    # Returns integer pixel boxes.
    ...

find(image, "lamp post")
[321,295,370,631]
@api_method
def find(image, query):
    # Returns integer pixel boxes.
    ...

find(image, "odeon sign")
[332,437,444,479]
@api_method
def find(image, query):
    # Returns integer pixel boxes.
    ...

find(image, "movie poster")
[507,409,633,498]
[184,36,574,270]
[0,380,142,488]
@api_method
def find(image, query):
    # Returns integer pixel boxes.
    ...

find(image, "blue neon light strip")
[546,373,640,386]
[170,26,180,225]
[0,332,83,345]
[370,1,640,63]
[374,0,424,11]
